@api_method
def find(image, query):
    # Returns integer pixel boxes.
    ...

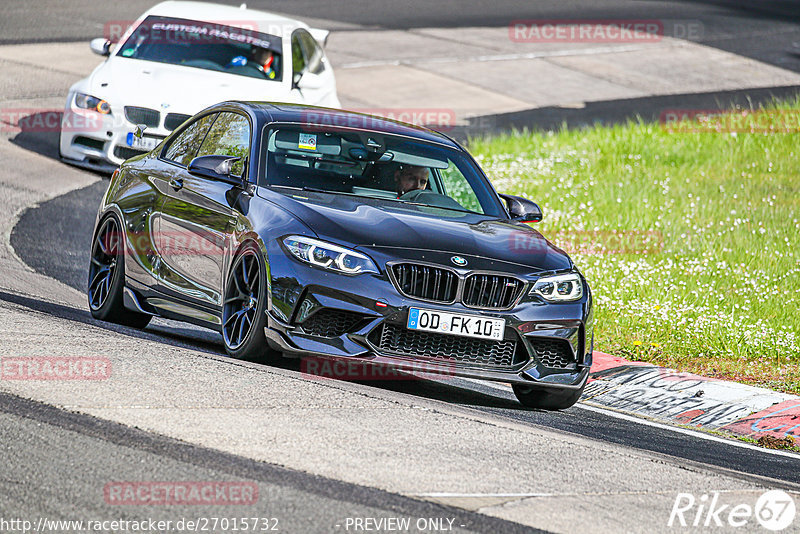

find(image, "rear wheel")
[88,214,151,329]
[512,383,585,410]
[222,244,274,361]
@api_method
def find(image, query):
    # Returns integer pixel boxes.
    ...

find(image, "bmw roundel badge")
[451,256,468,266]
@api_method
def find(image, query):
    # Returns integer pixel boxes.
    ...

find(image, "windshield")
[260,126,502,217]
[116,16,283,81]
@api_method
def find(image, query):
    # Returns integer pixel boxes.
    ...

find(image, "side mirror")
[499,193,543,223]
[187,155,244,186]
[90,38,112,57]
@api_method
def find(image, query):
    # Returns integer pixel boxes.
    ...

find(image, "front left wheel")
[222,243,273,361]
[88,214,151,329]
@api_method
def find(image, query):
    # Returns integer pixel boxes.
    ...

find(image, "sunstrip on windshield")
[118,15,283,53]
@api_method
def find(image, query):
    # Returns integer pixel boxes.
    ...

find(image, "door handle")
[169,178,183,190]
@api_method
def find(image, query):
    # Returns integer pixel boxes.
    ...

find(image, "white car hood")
[89,57,295,116]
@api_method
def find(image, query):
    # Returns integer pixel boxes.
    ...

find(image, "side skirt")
[123,280,222,332]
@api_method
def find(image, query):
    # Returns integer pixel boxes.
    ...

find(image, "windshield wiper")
[271,185,363,198]
[388,197,482,215]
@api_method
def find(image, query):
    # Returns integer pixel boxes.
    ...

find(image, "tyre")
[512,383,585,410]
[221,243,275,361]
[88,214,151,329]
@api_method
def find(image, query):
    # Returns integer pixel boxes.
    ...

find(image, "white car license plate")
[126,132,160,151]
[407,308,505,341]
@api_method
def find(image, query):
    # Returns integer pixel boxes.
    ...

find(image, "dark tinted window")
[196,112,251,177]
[163,113,217,166]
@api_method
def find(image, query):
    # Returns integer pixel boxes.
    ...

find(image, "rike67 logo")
[669,490,796,531]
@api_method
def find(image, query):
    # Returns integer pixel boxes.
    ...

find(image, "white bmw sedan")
[59,1,340,172]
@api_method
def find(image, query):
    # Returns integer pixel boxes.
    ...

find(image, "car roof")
[238,103,462,149]
[143,1,307,36]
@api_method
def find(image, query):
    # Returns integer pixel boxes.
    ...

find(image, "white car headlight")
[75,93,111,115]
[530,273,584,302]
[283,236,378,275]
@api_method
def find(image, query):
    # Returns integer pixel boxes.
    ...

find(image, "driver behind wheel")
[251,46,276,79]
[227,46,276,79]
[394,164,429,197]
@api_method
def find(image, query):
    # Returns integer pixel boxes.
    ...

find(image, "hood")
[90,57,293,116]
[265,189,573,273]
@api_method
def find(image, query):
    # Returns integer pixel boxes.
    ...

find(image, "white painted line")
[417,492,551,498]
[579,402,800,459]
[415,489,748,498]
[447,376,799,459]
[340,43,664,69]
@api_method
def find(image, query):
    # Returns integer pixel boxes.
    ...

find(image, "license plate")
[126,132,160,151]
[407,308,505,341]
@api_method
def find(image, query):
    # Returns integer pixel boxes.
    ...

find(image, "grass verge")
[469,99,800,394]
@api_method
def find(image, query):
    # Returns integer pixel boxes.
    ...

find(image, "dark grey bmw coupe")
[88,101,593,409]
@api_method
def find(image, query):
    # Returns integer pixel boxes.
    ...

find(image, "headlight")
[283,236,378,275]
[75,93,111,114]
[530,273,584,302]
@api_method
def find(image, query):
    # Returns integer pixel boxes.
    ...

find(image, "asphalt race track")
[3,0,800,77]
[3,1,800,532]
[15,160,800,486]
[0,392,535,534]
[10,181,800,489]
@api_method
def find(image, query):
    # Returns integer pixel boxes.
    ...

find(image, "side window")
[195,112,251,177]
[439,163,483,214]
[163,113,217,166]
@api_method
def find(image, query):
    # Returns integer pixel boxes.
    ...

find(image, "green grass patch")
[468,99,800,394]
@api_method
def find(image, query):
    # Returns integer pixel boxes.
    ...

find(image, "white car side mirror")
[90,38,111,57]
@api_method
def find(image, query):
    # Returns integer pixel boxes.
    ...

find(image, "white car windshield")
[116,15,283,81]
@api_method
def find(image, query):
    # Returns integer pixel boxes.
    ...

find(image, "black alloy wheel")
[88,214,151,328]
[222,244,273,360]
